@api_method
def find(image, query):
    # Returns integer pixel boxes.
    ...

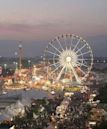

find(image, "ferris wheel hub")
[59,49,78,68]
[66,56,72,62]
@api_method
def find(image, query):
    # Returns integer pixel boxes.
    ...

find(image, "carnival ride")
[44,34,93,85]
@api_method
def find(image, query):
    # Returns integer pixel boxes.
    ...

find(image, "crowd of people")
[12,95,64,129]
[0,91,97,129]
[0,86,107,129]
[54,92,92,129]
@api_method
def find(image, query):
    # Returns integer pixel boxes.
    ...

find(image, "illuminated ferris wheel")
[44,34,93,84]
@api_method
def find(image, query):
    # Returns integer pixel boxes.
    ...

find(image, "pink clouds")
[0,0,106,41]
[0,22,106,41]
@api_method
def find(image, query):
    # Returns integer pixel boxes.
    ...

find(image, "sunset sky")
[0,0,106,57]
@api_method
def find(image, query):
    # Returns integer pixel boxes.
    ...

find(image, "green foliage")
[96,83,107,103]
[93,121,107,129]
[13,97,60,129]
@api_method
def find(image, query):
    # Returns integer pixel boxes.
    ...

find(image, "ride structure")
[44,34,93,85]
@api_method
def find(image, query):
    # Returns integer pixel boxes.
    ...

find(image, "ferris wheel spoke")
[84,58,90,66]
[79,55,91,64]
[63,36,67,49]
[73,38,81,51]
[76,44,87,54]
[78,58,91,61]
[51,64,62,75]
[56,66,65,81]
[70,36,74,49]
[48,57,58,60]
[77,62,89,68]
[53,58,59,61]
[46,50,60,57]
[77,67,86,75]
[56,37,64,51]
[53,51,59,62]
[77,50,91,57]
[83,59,89,66]
[49,42,61,54]
[48,62,60,67]
[78,58,89,65]
[69,63,81,84]
[80,69,86,75]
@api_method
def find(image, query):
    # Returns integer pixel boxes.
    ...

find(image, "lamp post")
[14,51,18,69]
[14,51,18,57]
[28,60,31,68]
[13,62,18,84]
[18,43,23,70]
[15,62,18,70]
[103,60,106,63]
[14,51,18,62]
[4,64,7,70]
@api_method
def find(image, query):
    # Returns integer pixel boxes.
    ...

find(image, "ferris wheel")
[44,34,93,84]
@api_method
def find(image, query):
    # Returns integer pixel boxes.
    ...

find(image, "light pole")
[15,62,18,70]
[4,64,7,70]
[14,51,18,69]
[28,60,31,68]
[18,43,23,70]
[13,62,18,84]
[14,51,18,57]
[14,51,18,62]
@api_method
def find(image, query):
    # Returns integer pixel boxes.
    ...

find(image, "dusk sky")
[0,0,107,57]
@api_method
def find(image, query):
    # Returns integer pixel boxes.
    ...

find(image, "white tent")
[9,125,15,129]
